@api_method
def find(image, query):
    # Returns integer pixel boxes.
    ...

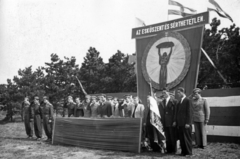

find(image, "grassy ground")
[0,111,240,159]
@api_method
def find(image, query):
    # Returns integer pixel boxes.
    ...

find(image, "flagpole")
[201,48,228,85]
[148,78,153,96]
[75,76,88,96]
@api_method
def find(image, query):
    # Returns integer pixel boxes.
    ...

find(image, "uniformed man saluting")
[22,96,33,139]
[32,96,43,141]
[42,96,54,141]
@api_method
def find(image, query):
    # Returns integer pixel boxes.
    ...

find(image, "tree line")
[0,18,239,110]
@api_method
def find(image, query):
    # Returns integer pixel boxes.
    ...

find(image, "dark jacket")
[175,97,192,127]
[159,97,178,127]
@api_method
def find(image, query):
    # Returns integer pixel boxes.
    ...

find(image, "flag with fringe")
[148,96,165,140]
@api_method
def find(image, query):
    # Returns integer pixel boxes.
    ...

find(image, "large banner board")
[132,12,209,115]
[52,117,142,153]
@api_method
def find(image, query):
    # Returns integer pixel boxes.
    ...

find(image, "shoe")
[36,138,42,141]
[193,145,199,148]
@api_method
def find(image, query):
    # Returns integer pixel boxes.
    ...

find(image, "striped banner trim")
[192,125,240,137]
[205,96,240,107]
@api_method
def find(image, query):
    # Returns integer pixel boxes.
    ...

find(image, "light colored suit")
[131,104,145,118]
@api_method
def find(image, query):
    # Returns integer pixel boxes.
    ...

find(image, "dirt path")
[0,121,240,159]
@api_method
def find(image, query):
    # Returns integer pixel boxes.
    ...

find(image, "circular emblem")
[141,31,191,90]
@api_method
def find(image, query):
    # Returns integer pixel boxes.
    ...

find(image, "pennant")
[208,0,233,22]
[135,17,146,27]
[168,0,196,17]
[168,9,195,17]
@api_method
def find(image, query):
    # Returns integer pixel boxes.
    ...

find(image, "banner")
[52,117,142,153]
[133,12,208,109]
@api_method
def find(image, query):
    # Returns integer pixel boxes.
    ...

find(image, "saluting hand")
[172,122,176,127]
[185,124,190,128]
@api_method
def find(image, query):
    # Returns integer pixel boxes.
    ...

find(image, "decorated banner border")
[132,12,209,39]
[141,31,191,90]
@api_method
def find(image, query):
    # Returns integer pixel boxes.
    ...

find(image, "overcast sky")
[0,0,239,84]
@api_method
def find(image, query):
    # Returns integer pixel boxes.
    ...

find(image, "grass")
[0,111,240,159]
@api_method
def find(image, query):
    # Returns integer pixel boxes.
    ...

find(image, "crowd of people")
[21,87,210,157]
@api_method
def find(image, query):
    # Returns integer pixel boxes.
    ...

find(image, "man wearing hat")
[42,96,54,141]
[89,96,99,118]
[97,94,112,118]
[32,96,43,140]
[191,88,210,149]
[67,96,76,117]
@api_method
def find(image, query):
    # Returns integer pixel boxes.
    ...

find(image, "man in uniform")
[22,96,33,139]
[97,94,112,118]
[159,87,178,154]
[32,96,43,140]
[174,87,193,156]
[42,96,54,141]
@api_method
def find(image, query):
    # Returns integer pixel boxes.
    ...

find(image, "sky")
[0,0,240,84]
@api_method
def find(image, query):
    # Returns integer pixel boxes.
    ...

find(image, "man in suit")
[97,94,112,118]
[174,87,193,156]
[131,96,145,119]
[159,87,178,154]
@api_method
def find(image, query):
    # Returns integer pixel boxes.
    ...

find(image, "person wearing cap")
[67,96,76,117]
[32,96,43,140]
[42,96,54,141]
[191,88,210,149]
[118,98,125,117]
[74,97,83,117]
[122,94,134,118]
[158,87,178,154]
[131,96,145,119]
[89,96,99,118]
[97,94,112,118]
[82,95,91,117]
[22,96,34,139]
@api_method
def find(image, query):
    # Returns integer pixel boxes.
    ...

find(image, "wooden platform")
[52,117,142,153]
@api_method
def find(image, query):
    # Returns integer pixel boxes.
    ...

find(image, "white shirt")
[180,95,186,104]
[165,96,170,106]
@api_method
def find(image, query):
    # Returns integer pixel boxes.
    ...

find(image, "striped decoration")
[201,88,240,143]
[52,117,142,152]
